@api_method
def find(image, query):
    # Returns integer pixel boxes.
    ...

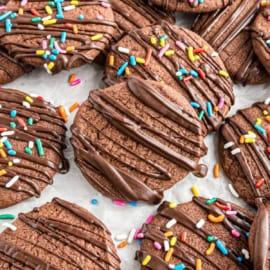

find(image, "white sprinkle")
[118,46,130,54]
[176,71,182,76]
[22,101,31,108]
[46,50,51,55]
[0,104,2,109]
[164,239,170,251]
[228,184,239,198]
[168,264,175,269]
[244,134,256,139]
[47,34,51,40]
[44,63,52,75]
[242,249,250,260]
[1,131,14,137]
[114,233,128,241]
[127,228,136,244]
[42,15,51,21]
[63,5,75,11]
[166,218,177,229]
[265,98,270,105]
[196,219,205,229]
[0,136,7,143]
[13,158,21,164]
[24,126,28,131]
[211,51,219,57]
[30,93,38,98]
[38,23,44,30]
[28,141,34,149]
[224,141,234,149]
[231,148,241,155]
[5,175,19,188]
[2,223,17,231]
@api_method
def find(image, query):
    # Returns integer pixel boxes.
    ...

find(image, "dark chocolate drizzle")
[71,77,207,204]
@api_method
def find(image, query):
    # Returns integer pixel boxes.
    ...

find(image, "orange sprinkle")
[69,102,80,113]
[255,178,265,188]
[73,24,78,34]
[65,23,73,29]
[30,8,40,16]
[69,73,76,83]
[164,248,174,262]
[108,55,114,66]
[125,67,130,76]
[265,116,270,123]
[117,240,127,249]
[214,106,219,112]
[181,231,187,242]
[58,105,68,122]
[0,149,7,158]
[213,163,220,178]
[196,258,202,270]
[239,135,245,144]
[144,48,152,66]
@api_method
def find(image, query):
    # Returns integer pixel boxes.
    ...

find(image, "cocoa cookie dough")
[136,197,254,269]
[71,77,208,204]
[104,22,234,133]
[251,5,270,76]
[0,0,116,74]
[0,89,69,209]
[0,198,121,270]
[193,0,270,85]
[219,99,270,207]
[149,0,234,13]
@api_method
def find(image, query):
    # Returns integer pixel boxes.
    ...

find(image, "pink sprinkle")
[226,203,231,211]
[0,6,6,10]
[145,215,154,224]
[134,228,142,239]
[176,40,186,51]
[97,15,104,20]
[20,0,27,6]
[225,210,237,216]
[218,98,225,109]
[101,1,111,8]
[154,241,162,250]
[54,41,66,54]
[70,79,81,86]
[42,40,47,50]
[231,229,240,238]
[158,44,170,58]
[268,15,270,21]
[137,233,144,239]
[113,200,125,206]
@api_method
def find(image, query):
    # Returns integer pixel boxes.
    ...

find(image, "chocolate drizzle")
[0,198,121,269]
[71,77,207,204]
[136,197,253,269]
[0,89,69,208]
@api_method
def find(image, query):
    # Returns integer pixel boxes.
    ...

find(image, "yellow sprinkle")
[208,214,225,223]
[245,138,255,144]
[0,142,3,148]
[169,202,177,208]
[256,118,262,125]
[43,19,57,25]
[165,50,175,56]
[164,231,174,237]
[196,258,202,270]
[150,37,157,45]
[191,186,200,197]
[125,67,130,76]
[45,5,53,15]
[0,149,7,158]
[170,236,177,246]
[160,39,165,47]
[142,255,151,266]
[108,55,114,66]
[263,110,268,116]
[25,96,33,103]
[239,135,245,144]
[188,46,195,62]
[219,70,229,78]
[18,8,24,15]
[91,33,103,41]
[71,0,79,5]
[206,242,215,256]
[73,24,78,34]
[47,62,55,70]
[0,169,7,176]
[8,161,13,167]
[194,55,200,61]
[36,50,45,56]
[66,46,75,52]
[136,58,145,64]
[165,248,174,262]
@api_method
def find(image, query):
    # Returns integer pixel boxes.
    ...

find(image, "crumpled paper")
[0,13,269,270]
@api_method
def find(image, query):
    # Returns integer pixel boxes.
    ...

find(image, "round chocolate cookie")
[192,0,270,85]
[71,77,208,204]
[0,197,121,269]
[219,100,270,208]
[104,22,234,133]
[0,47,32,84]
[0,0,116,74]
[0,89,69,209]
[251,5,270,76]
[136,196,254,269]
[149,0,234,13]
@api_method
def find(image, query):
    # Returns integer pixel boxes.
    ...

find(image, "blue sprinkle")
[216,239,228,255]
[160,34,168,41]
[0,11,12,22]
[245,232,249,238]
[129,201,138,206]
[78,14,84,20]
[55,2,64,19]
[42,54,49,60]
[10,110,17,118]
[138,239,142,246]
[8,149,16,156]
[52,49,59,55]
[117,62,129,76]
[91,199,98,205]
[177,76,183,81]
[10,13,17,19]
[266,40,270,48]
[254,124,266,134]
[207,101,213,117]
[56,14,64,19]
[179,68,188,75]
[5,19,12,33]
[49,54,57,61]
[190,101,200,109]
[190,70,199,77]
[199,0,204,3]
[4,139,12,150]
[129,55,136,67]
[60,32,67,43]
[175,264,186,270]
[237,256,243,262]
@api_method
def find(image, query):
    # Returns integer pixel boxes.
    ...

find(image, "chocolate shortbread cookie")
[0,0,116,74]
[0,197,121,269]
[150,0,234,13]
[252,5,270,76]
[193,0,270,85]
[219,100,270,207]
[104,22,234,133]
[0,89,69,209]
[71,77,208,204]
[136,197,254,269]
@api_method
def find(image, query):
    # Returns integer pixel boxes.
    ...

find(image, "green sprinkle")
[207,235,215,242]
[48,1,55,6]
[35,138,44,157]
[25,147,32,155]
[10,122,16,128]
[206,197,217,205]
[198,110,205,120]
[32,17,42,23]
[49,37,55,49]
[0,214,15,220]
[28,118,34,125]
